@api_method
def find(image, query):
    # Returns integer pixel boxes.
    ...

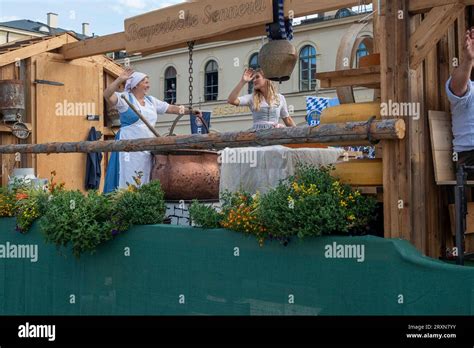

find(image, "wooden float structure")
[1,0,474,259]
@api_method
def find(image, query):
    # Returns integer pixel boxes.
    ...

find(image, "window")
[164,67,177,104]
[204,60,218,101]
[335,8,352,19]
[299,45,317,91]
[248,53,259,94]
[355,42,369,68]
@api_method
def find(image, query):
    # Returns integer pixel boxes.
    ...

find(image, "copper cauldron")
[259,40,297,82]
[151,150,220,200]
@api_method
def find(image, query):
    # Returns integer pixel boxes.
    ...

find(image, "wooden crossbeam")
[317,66,381,89]
[409,0,474,14]
[0,34,73,67]
[0,119,405,154]
[61,32,126,60]
[409,3,465,69]
[60,0,367,59]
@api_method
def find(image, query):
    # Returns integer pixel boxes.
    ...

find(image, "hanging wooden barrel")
[151,150,220,200]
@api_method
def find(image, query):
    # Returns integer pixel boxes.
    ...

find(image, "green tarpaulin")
[0,217,473,315]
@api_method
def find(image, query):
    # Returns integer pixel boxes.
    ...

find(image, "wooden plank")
[0,133,18,187]
[409,3,465,70]
[284,0,363,18]
[447,24,457,76]
[0,34,73,67]
[449,203,474,235]
[428,111,456,183]
[457,9,467,63]
[124,0,274,54]
[140,24,266,57]
[424,48,443,258]
[409,13,427,254]
[86,55,124,78]
[61,32,126,60]
[0,124,33,133]
[381,0,411,243]
[317,66,381,88]
[0,63,15,79]
[34,54,103,192]
[409,0,474,14]
[439,32,451,112]
[332,159,382,186]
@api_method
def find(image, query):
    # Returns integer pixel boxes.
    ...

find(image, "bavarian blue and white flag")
[306,96,340,126]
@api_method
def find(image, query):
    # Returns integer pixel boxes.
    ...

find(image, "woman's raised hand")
[119,68,134,83]
[241,68,255,83]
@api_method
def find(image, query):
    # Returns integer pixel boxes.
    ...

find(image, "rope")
[266,0,293,41]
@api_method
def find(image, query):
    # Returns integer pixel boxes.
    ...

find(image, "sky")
[0,0,185,36]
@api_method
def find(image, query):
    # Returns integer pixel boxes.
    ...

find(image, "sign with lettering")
[124,0,273,54]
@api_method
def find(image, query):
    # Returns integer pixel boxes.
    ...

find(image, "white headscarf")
[125,72,148,93]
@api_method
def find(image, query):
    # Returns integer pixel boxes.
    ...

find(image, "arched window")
[164,67,177,104]
[299,45,317,91]
[335,8,352,19]
[204,60,219,101]
[355,42,369,68]
[248,53,259,94]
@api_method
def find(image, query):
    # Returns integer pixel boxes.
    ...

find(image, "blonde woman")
[228,68,296,130]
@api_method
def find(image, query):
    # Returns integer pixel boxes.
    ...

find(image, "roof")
[0,33,124,78]
[0,19,88,40]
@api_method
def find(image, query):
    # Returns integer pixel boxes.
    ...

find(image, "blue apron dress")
[104,93,160,193]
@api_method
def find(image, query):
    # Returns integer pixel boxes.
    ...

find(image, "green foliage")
[189,200,223,229]
[259,164,377,239]
[219,191,268,245]
[0,187,15,217]
[40,190,113,258]
[110,180,166,232]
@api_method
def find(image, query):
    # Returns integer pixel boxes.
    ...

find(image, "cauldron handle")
[167,110,210,136]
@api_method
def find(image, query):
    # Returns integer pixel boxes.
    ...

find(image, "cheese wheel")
[320,102,381,124]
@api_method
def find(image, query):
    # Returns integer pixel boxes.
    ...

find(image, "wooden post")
[380,0,412,241]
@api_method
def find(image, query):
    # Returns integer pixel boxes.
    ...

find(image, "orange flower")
[16,193,29,201]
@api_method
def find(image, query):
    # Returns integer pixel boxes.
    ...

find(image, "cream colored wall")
[0,29,40,45]
[124,15,374,135]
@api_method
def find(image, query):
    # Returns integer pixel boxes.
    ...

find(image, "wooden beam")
[381,0,412,243]
[0,119,405,154]
[409,3,464,69]
[86,55,124,77]
[409,0,474,14]
[0,34,73,67]
[284,0,365,17]
[0,124,32,133]
[317,66,380,89]
[56,1,368,59]
[409,13,427,255]
[124,0,274,54]
[333,159,383,186]
[61,32,126,60]
[140,24,266,57]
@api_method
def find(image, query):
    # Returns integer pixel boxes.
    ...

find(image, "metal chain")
[188,41,195,115]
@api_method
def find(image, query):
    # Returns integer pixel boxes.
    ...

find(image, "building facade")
[0,13,89,45]
[121,10,374,135]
